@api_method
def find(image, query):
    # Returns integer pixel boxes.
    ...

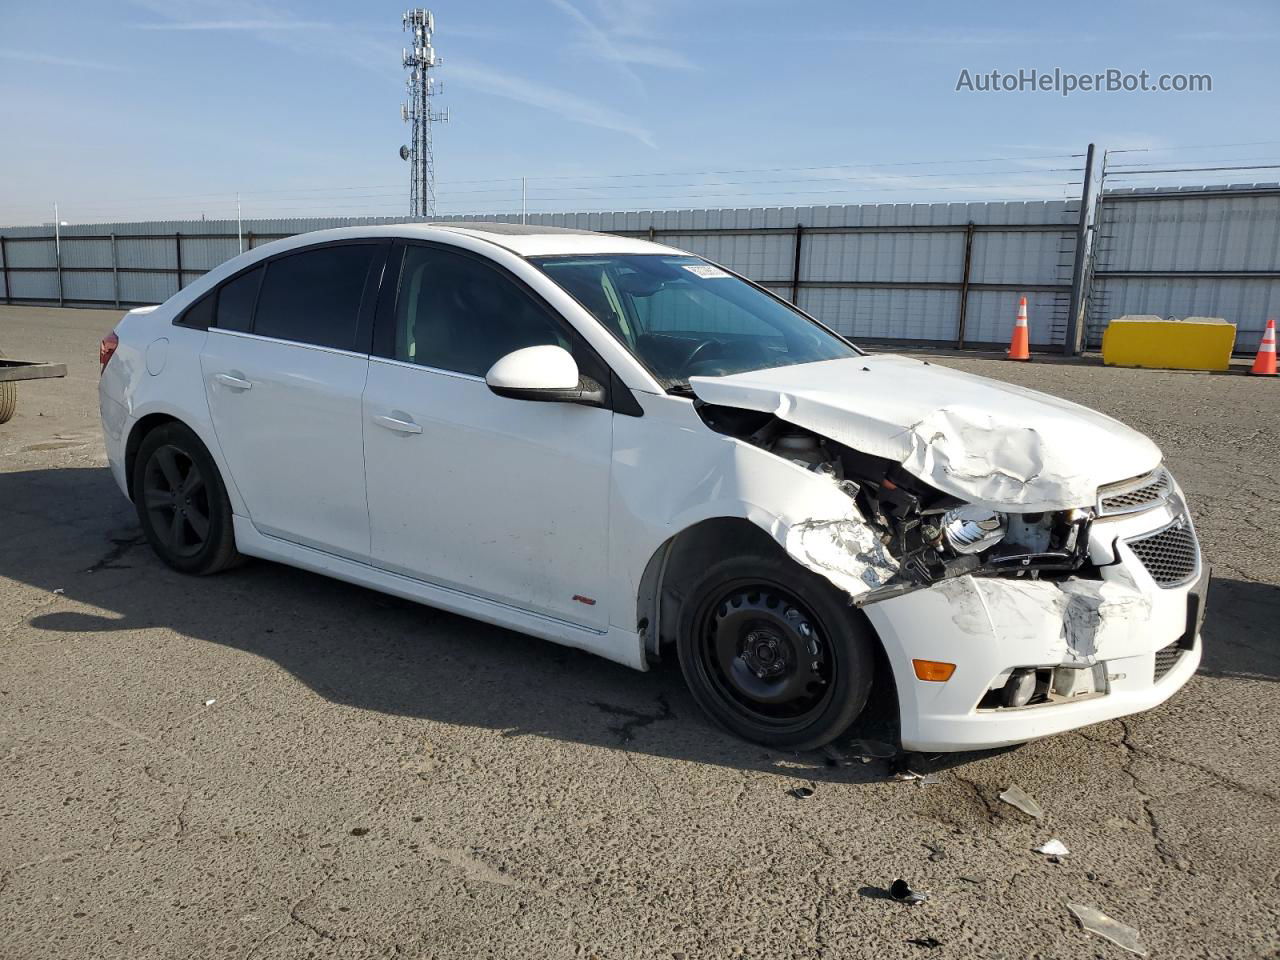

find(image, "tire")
[132,421,242,575]
[676,551,875,750]
[0,350,17,424]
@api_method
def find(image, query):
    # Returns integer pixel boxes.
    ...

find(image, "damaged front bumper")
[859,497,1206,752]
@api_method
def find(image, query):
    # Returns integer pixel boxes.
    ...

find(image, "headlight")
[941,505,1007,554]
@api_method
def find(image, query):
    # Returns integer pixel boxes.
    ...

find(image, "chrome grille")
[1153,641,1183,681]
[1098,468,1173,516]
[1126,518,1200,587]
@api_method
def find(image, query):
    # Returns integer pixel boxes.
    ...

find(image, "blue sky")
[0,0,1276,225]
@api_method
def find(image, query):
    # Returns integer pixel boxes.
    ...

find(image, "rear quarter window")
[214,266,263,333]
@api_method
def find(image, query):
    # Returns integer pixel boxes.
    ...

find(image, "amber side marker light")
[913,659,956,682]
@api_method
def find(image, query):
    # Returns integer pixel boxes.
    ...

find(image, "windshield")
[529,254,861,389]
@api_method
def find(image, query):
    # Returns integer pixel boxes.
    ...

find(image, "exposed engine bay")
[697,403,1095,603]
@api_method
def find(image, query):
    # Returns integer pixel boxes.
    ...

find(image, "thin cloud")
[448,60,655,148]
[567,39,696,71]
[548,0,695,86]
[134,19,331,31]
[856,28,1095,45]
[0,48,126,70]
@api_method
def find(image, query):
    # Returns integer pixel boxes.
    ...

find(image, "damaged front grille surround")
[1124,515,1200,588]
[1097,467,1174,517]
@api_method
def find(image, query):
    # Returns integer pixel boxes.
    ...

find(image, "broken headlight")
[940,505,1007,555]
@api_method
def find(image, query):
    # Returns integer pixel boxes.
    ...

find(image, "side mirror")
[485,345,605,405]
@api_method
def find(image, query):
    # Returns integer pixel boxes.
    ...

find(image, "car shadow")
[4,466,1275,789]
[1,465,912,786]
[1197,576,1280,682]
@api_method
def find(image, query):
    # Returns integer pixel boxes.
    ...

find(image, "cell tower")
[400,9,448,217]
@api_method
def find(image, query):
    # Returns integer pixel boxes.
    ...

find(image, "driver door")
[361,243,614,630]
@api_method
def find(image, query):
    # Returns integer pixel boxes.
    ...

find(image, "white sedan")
[99,223,1206,752]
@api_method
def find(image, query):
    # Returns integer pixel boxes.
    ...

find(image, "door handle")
[214,372,253,391]
[373,414,423,435]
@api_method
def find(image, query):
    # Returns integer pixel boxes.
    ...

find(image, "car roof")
[256,221,680,257]
[419,221,680,257]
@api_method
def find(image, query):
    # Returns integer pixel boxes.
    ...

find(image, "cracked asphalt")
[2,305,1278,959]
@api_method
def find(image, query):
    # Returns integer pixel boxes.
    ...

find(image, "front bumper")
[863,497,1206,752]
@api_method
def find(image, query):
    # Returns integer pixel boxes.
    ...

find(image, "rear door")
[361,242,614,629]
[200,241,387,560]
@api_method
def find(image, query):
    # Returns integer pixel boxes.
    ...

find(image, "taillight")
[99,331,119,373]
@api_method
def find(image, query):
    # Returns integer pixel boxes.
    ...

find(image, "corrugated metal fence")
[3,186,1276,352]
[1087,185,1280,349]
[0,202,1084,350]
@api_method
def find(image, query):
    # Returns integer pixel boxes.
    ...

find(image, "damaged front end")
[696,402,1095,607]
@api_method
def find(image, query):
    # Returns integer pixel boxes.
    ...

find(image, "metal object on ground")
[0,352,68,424]
[889,878,929,905]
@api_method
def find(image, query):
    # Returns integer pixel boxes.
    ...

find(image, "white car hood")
[689,354,1162,511]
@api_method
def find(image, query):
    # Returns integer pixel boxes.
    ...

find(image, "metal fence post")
[0,236,10,304]
[175,232,183,293]
[955,221,976,347]
[790,223,804,305]
[111,233,120,308]
[55,234,64,306]
[1064,143,1096,355]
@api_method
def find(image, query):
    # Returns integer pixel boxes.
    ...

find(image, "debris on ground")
[203,699,216,707]
[889,878,929,905]
[1067,902,1148,956]
[907,937,942,949]
[998,784,1045,819]
[1035,839,1070,858]
[924,842,946,862]
[848,738,898,760]
[788,785,815,800]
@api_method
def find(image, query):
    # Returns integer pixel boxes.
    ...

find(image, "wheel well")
[636,517,897,714]
[123,413,179,501]
[637,517,788,664]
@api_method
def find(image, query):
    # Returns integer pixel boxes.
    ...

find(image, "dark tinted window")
[254,245,375,350]
[178,291,215,330]
[394,245,573,377]
[215,266,263,333]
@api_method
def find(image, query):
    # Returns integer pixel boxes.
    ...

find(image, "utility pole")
[521,177,527,224]
[237,193,243,254]
[1064,143,1096,356]
[401,10,448,218]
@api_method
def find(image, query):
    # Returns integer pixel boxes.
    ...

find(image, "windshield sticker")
[683,264,730,279]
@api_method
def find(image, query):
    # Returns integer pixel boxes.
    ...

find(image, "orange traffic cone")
[1249,318,1277,376]
[1007,296,1031,361]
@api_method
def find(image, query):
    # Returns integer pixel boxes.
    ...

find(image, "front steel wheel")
[677,553,875,750]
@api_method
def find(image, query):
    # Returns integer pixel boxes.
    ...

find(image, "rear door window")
[253,245,376,351]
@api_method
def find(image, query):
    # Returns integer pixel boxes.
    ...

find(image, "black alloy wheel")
[132,422,242,575]
[142,443,210,558]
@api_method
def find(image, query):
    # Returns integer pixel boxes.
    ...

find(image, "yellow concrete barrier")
[1102,316,1237,372]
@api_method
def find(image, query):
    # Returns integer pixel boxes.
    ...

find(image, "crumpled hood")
[689,354,1162,511]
